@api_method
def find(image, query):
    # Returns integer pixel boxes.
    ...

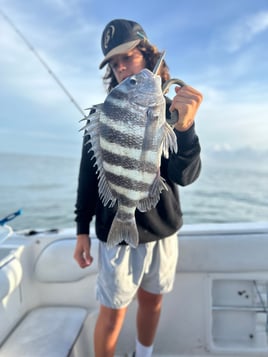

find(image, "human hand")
[73,234,94,268]
[169,85,203,132]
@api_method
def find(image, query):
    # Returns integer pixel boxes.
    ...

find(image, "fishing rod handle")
[0,209,22,226]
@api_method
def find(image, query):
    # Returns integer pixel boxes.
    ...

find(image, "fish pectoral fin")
[137,176,167,212]
[107,215,139,249]
[162,122,178,157]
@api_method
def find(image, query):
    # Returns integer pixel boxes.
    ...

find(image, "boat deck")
[1,222,268,356]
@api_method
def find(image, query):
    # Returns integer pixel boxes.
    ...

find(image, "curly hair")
[102,40,171,93]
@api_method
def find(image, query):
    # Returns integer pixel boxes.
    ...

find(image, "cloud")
[1,0,268,157]
[223,11,268,52]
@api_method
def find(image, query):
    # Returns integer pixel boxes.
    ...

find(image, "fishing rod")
[0,8,86,118]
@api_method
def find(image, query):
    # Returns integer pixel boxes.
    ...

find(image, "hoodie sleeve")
[167,123,201,186]
[164,96,201,186]
[74,135,98,235]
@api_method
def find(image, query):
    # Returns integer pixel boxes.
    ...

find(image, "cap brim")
[99,39,141,69]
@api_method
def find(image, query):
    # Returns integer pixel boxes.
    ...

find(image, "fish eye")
[129,76,137,85]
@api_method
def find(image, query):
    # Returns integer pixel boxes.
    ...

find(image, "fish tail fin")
[107,214,139,249]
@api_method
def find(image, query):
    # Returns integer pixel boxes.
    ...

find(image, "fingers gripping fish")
[83,69,178,248]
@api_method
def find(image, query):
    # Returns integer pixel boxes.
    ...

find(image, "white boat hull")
[1,222,268,356]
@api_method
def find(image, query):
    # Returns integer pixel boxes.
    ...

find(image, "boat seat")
[0,306,87,357]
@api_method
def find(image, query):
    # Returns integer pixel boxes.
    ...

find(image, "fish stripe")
[102,149,157,173]
[117,210,134,221]
[100,137,159,163]
[113,192,136,207]
[104,161,157,185]
[102,100,148,126]
[109,182,149,202]
[100,122,144,149]
[106,171,151,192]
[118,205,136,215]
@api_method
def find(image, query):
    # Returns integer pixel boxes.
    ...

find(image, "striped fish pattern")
[84,68,178,248]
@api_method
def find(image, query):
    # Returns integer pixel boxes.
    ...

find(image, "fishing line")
[0,8,86,118]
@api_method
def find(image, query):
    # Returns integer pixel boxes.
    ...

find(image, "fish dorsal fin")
[84,106,117,207]
[98,170,117,207]
[162,122,178,158]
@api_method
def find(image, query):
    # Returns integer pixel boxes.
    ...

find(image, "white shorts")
[96,233,179,309]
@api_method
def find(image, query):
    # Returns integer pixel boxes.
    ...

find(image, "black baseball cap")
[99,19,147,69]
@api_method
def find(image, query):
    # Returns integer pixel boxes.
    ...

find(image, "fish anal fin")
[137,175,167,212]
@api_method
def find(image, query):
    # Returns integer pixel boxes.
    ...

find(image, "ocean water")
[0,151,267,232]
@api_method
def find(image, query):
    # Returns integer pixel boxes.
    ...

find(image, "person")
[73,18,203,357]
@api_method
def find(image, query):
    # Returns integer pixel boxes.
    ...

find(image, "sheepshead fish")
[84,68,177,248]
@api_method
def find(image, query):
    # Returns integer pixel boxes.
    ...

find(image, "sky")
[0,0,268,158]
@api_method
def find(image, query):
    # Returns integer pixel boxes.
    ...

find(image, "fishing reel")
[162,78,186,125]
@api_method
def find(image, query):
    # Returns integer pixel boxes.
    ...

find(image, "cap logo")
[103,25,115,49]
[137,31,146,40]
